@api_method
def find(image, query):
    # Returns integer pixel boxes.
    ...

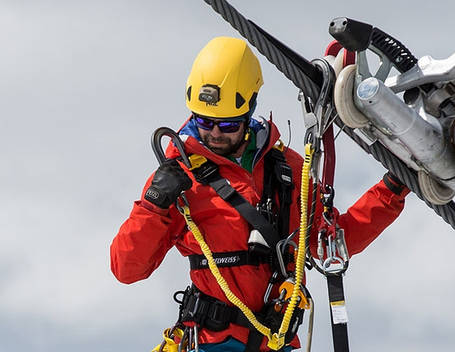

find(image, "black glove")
[144,159,193,209]
[383,171,406,195]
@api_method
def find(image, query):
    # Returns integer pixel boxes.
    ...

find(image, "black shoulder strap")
[191,159,281,249]
[261,148,294,238]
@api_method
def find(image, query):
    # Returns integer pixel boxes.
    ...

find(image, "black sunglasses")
[194,115,244,133]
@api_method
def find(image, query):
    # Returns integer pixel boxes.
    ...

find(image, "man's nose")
[210,124,223,137]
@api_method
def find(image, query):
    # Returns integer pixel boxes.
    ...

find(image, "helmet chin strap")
[244,128,251,141]
[243,115,251,142]
[243,98,257,141]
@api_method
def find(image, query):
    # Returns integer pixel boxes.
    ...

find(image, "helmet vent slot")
[236,92,246,109]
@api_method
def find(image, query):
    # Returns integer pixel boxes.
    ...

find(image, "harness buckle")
[190,157,219,185]
[178,286,232,332]
[204,300,231,331]
[188,154,208,170]
[256,198,277,227]
[275,161,293,187]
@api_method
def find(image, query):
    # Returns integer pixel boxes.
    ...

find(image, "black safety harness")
[187,146,294,269]
[260,148,293,244]
[176,146,298,351]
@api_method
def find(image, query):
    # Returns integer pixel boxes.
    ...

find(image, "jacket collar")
[165,115,281,168]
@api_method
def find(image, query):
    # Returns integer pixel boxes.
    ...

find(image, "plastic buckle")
[192,160,219,185]
[204,300,230,331]
[275,162,293,186]
[188,154,208,170]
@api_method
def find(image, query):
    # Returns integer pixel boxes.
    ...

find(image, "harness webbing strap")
[209,176,281,247]
[190,153,287,250]
[179,285,253,332]
[208,178,237,200]
[327,274,349,352]
[178,285,288,352]
[261,148,293,239]
[244,331,265,352]
[188,250,269,270]
[322,125,336,189]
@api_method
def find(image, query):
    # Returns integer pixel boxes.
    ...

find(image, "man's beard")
[201,134,245,156]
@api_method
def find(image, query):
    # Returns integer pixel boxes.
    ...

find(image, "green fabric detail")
[226,131,256,173]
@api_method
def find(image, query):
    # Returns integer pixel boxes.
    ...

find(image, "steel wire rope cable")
[202,0,320,102]
[334,118,455,229]
[202,0,455,230]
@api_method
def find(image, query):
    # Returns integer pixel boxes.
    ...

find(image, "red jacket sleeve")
[110,176,185,284]
[338,179,409,256]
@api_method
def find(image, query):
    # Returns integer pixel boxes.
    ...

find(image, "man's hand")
[144,159,193,209]
[383,171,407,195]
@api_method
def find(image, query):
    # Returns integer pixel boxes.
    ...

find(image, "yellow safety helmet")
[186,36,263,118]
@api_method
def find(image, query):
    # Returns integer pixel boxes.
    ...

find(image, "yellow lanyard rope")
[179,143,314,350]
[182,207,273,340]
[268,143,314,349]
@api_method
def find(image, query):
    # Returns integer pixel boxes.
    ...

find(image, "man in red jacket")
[110,37,408,352]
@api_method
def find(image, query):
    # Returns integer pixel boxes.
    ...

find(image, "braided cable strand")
[369,141,455,228]
[202,0,455,230]
[337,120,455,229]
[203,0,320,101]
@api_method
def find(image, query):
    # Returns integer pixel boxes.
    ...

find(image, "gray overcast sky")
[1,1,454,351]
